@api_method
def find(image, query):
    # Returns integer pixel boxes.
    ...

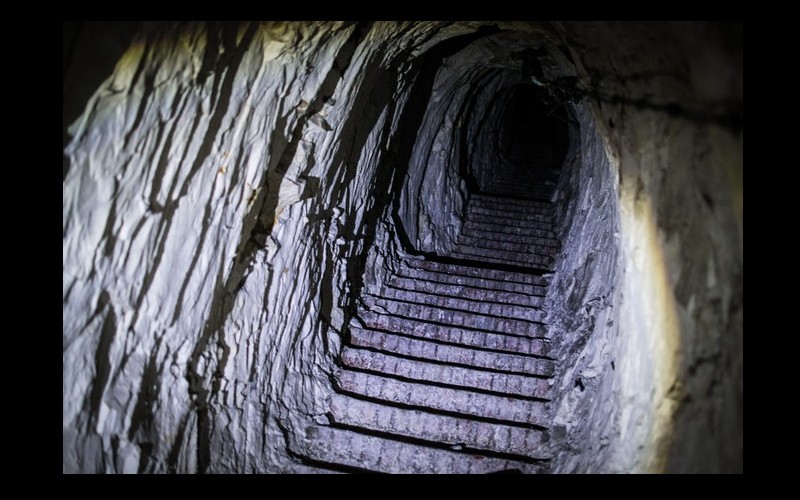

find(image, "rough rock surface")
[545,22,743,473]
[63,21,742,473]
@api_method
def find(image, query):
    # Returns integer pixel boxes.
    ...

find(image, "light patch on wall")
[616,185,682,473]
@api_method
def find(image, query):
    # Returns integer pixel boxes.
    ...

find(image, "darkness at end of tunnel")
[467,83,570,200]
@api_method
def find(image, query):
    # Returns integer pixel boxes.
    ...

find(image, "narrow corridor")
[63,22,742,474]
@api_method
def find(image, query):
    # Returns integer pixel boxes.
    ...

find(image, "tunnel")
[62,21,743,474]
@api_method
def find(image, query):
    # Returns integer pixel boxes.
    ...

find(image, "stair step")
[357,311,550,357]
[451,244,556,265]
[293,425,545,474]
[470,194,553,210]
[489,179,553,190]
[349,327,555,377]
[457,235,560,255]
[334,369,551,427]
[460,227,559,248]
[329,394,552,459]
[467,205,553,224]
[376,286,547,322]
[488,178,541,184]
[490,178,551,186]
[466,212,555,231]
[489,179,552,189]
[484,190,553,201]
[450,248,554,270]
[363,295,548,338]
[341,346,551,399]
[487,184,553,194]
[463,220,557,240]
[466,208,555,225]
[388,275,545,307]
[403,258,548,286]
[460,232,558,253]
[468,206,554,223]
[395,265,548,296]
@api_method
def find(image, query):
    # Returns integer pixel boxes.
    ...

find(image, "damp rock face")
[63,21,742,473]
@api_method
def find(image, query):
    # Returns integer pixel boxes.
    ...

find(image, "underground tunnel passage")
[63,21,743,474]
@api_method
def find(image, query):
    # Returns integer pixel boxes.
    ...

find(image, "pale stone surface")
[63,20,453,473]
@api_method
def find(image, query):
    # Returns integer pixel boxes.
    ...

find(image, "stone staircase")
[291,188,561,473]
[452,194,559,269]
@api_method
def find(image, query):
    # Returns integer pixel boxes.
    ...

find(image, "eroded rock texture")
[63,21,742,473]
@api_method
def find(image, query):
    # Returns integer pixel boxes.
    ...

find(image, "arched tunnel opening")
[63,21,743,474]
